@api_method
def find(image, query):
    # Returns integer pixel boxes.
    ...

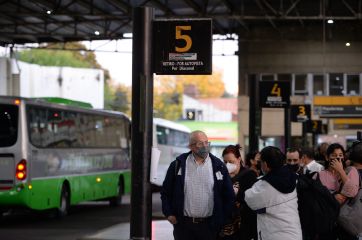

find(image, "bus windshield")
[0,104,18,147]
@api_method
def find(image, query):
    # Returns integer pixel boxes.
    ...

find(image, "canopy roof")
[1,0,361,45]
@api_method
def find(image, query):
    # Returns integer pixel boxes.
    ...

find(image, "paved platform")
[79,220,173,240]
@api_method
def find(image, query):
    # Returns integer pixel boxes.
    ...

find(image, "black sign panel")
[260,81,290,108]
[314,106,362,118]
[153,19,212,75]
[291,105,311,122]
[185,109,196,120]
[306,120,323,134]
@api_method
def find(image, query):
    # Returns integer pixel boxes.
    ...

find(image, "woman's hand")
[335,193,347,205]
[330,159,344,175]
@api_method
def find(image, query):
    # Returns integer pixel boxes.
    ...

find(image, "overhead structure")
[1,0,362,45]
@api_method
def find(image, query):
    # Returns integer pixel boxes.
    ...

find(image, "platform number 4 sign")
[260,81,290,108]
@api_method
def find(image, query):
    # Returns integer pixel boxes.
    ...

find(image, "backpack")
[338,169,362,237]
[296,172,340,237]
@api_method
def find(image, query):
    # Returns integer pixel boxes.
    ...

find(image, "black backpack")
[296,172,340,237]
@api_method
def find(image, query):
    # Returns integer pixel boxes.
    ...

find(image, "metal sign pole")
[130,7,154,240]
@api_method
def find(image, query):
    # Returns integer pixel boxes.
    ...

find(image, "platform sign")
[306,120,323,134]
[260,81,290,108]
[314,105,362,118]
[291,105,311,122]
[153,19,212,75]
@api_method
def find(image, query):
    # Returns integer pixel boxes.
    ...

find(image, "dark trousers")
[173,219,217,240]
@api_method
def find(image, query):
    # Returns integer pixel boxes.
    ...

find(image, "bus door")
[0,104,19,190]
[0,154,15,190]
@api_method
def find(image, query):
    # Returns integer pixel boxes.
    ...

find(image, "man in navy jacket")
[161,130,235,240]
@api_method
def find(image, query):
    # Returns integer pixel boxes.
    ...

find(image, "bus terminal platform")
[79,220,173,240]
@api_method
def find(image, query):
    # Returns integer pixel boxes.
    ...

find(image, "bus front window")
[0,104,18,147]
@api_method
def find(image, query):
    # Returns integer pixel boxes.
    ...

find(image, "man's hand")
[167,215,177,225]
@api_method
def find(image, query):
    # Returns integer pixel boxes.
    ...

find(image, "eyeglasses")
[192,141,211,147]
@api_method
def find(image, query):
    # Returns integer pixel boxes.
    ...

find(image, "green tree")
[16,42,125,111]
[18,42,90,67]
[109,84,131,115]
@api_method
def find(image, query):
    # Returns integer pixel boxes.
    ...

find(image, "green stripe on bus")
[0,171,131,210]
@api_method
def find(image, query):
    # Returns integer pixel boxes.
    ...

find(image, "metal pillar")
[249,74,261,153]
[284,107,291,151]
[130,7,154,240]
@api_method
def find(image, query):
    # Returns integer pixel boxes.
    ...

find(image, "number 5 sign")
[153,19,212,75]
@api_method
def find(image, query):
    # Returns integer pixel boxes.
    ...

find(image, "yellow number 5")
[175,26,192,52]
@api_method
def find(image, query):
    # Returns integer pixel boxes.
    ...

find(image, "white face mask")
[226,162,237,173]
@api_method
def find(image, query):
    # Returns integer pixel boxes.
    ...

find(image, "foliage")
[16,42,120,111]
[104,82,131,116]
[175,71,225,98]
[104,83,115,110]
[153,68,226,120]
[17,42,91,67]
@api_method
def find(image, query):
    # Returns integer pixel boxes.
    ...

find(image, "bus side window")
[156,126,167,145]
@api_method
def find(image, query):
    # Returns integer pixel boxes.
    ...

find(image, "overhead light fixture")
[94,31,100,36]
[346,42,351,47]
[327,19,334,24]
[123,33,133,38]
[46,10,52,15]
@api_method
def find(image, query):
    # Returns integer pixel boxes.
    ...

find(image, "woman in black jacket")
[218,144,258,240]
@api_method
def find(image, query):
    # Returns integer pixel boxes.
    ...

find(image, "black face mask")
[286,164,299,173]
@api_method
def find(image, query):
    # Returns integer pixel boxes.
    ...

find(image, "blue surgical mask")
[195,146,210,159]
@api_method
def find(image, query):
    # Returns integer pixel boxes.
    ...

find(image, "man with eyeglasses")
[161,130,235,240]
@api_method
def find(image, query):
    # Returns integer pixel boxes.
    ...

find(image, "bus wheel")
[57,185,70,218]
[109,183,123,207]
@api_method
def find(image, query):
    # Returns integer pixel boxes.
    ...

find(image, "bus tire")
[57,185,70,218]
[109,183,123,207]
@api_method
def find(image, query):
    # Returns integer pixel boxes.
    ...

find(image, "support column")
[130,7,154,240]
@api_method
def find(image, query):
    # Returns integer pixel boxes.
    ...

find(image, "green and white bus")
[0,96,131,216]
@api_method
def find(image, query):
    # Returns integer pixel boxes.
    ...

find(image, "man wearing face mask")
[161,130,235,240]
[286,147,302,174]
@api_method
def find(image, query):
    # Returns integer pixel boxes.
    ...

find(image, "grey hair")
[189,130,207,145]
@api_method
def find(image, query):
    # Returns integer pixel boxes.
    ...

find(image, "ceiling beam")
[105,0,132,15]
[341,0,357,16]
[262,0,278,16]
[144,0,176,15]
[183,0,203,15]
[254,0,278,30]
[285,0,301,16]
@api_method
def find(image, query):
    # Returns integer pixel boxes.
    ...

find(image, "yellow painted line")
[314,96,362,105]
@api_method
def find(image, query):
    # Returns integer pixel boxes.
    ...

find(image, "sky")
[0,36,239,95]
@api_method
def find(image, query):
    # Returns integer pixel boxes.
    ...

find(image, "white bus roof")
[153,118,191,133]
